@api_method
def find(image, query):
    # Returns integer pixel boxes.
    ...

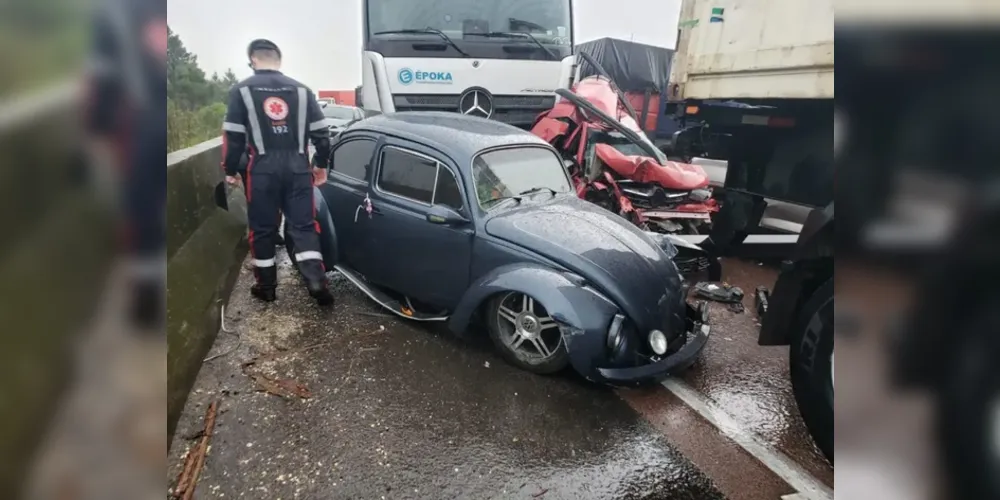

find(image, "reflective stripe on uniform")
[240,86,267,154]
[252,258,276,267]
[309,120,328,131]
[295,251,323,261]
[296,87,308,154]
[222,121,246,133]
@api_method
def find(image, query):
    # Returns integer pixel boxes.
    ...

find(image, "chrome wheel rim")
[496,292,562,360]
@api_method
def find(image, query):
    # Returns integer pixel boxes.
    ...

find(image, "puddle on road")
[682,258,833,486]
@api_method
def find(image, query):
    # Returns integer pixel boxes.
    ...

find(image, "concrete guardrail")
[167,137,248,444]
[0,80,116,493]
[0,77,248,486]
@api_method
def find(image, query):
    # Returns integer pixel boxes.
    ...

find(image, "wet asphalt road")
[683,260,832,484]
[169,254,832,499]
[620,260,833,500]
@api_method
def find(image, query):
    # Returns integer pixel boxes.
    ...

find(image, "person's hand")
[225,174,242,186]
[312,167,328,186]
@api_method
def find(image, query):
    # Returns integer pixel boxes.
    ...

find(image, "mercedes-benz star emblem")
[458,88,493,119]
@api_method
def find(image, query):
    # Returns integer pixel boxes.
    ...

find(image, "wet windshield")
[366,0,572,47]
[595,130,649,157]
[591,105,668,164]
[473,147,571,209]
[323,105,358,120]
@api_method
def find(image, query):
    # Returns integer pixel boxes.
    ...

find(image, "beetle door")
[321,133,380,268]
[361,140,474,309]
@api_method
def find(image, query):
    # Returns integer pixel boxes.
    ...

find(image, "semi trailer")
[666,0,835,462]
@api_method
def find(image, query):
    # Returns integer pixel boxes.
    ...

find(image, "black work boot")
[307,280,334,307]
[252,266,278,302]
[251,285,276,302]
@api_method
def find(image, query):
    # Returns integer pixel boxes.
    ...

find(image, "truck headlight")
[648,330,668,355]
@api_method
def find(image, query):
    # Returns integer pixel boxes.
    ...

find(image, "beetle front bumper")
[595,322,710,386]
[564,299,711,387]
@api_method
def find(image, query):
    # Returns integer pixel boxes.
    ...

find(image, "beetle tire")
[789,278,834,463]
[485,293,570,375]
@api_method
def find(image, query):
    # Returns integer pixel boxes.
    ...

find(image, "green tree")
[167,26,238,151]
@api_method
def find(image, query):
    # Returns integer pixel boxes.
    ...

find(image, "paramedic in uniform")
[220,39,334,305]
[85,0,167,330]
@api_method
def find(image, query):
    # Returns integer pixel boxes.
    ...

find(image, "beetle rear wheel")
[486,292,569,374]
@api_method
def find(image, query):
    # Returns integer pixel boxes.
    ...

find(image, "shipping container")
[668,0,834,101]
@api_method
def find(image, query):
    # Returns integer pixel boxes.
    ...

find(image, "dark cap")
[247,39,281,59]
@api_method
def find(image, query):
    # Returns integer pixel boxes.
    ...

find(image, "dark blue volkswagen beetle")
[288,112,710,385]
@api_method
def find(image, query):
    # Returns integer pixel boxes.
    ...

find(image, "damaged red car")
[530,58,717,234]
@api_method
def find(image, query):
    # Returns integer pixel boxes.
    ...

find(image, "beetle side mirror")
[426,205,469,226]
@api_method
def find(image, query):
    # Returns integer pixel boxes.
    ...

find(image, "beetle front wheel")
[486,291,570,375]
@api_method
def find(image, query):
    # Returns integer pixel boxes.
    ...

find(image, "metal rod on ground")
[177,400,218,500]
[205,305,241,362]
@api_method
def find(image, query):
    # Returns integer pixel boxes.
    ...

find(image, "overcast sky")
[167,0,681,90]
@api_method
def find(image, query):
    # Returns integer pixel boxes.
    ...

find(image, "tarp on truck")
[576,37,674,93]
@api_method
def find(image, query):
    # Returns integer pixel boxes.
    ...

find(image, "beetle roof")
[351,112,552,165]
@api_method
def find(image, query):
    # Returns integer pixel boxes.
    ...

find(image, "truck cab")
[360,0,578,129]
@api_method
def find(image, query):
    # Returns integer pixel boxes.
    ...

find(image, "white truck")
[359,0,577,129]
[667,0,835,463]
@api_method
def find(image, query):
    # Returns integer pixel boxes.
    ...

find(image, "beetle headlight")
[649,330,668,355]
[607,314,626,353]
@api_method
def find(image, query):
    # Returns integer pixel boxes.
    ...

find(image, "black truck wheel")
[789,278,834,463]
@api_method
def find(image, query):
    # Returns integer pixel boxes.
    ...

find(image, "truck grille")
[392,94,555,128]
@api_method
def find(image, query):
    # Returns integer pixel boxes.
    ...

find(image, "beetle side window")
[331,139,376,181]
[434,168,463,211]
[378,147,436,204]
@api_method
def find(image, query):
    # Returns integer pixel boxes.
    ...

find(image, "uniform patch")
[263,97,289,120]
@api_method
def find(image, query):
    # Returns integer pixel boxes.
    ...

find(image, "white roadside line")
[661,378,833,500]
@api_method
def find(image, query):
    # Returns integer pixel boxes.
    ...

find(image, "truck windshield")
[366,0,572,60]
[473,147,571,209]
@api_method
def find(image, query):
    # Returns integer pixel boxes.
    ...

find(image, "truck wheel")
[937,309,1000,500]
[486,291,570,375]
[789,278,834,463]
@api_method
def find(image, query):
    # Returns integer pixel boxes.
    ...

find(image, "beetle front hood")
[484,196,685,335]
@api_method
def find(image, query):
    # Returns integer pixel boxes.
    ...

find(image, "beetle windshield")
[473,147,571,209]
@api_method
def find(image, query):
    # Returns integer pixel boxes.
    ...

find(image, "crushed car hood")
[595,144,710,191]
[484,195,686,334]
[531,76,709,191]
